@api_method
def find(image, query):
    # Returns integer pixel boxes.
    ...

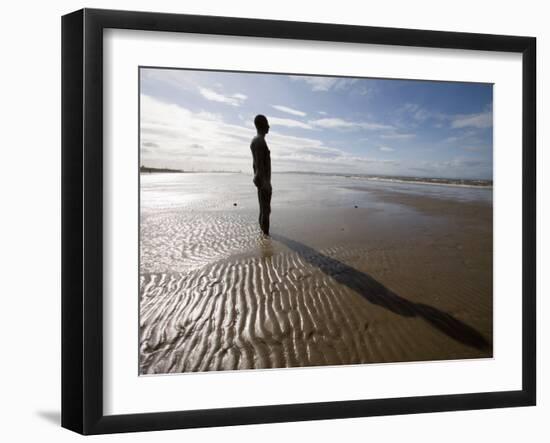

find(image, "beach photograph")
[139,67,493,375]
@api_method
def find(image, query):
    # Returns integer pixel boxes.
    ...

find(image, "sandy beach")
[139,172,492,374]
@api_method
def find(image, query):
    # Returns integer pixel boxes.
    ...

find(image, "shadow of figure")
[271,233,490,351]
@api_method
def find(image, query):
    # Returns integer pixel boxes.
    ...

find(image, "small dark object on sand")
[233,203,237,206]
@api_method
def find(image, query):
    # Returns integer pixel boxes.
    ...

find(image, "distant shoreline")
[140,166,239,174]
[347,175,493,189]
[139,168,492,189]
[278,171,492,188]
[140,166,183,173]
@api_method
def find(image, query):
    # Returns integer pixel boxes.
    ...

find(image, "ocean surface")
[140,172,493,213]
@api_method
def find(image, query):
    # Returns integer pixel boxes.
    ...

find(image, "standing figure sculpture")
[250,114,272,235]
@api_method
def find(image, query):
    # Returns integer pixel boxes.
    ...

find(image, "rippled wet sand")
[139,173,492,374]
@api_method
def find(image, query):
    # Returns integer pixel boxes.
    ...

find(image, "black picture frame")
[61,8,536,435]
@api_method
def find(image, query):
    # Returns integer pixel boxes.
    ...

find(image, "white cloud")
[400,103,493,132]
[379,146,395,152]
[399,103,430,122]
[140,95,251,168]
[141,68,196,92]
[462,146,488,152]
[139,94,403,174]
[444,136,460,144]
[269,117,313,130]
[272,105,307,117]
[290,76,358,92]
[198,87,247,106]
[310,118,394,131]
[380,133,416,140]
[415,157,490,174]
[451,110,493,129]
[443,130,478,144]
[310,118,354,129]
[142,69,248,107]
[399,103,453,126]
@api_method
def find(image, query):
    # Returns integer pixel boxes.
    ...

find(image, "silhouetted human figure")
[250,115,272,235]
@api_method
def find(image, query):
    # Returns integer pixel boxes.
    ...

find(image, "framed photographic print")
[61,8,536,435]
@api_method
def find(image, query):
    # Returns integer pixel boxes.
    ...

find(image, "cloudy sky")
[140,68,493,179]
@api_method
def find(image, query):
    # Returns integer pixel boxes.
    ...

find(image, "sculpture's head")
[254,114,270,135]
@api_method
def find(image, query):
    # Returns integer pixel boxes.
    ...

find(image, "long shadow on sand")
[271,233,490,351]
